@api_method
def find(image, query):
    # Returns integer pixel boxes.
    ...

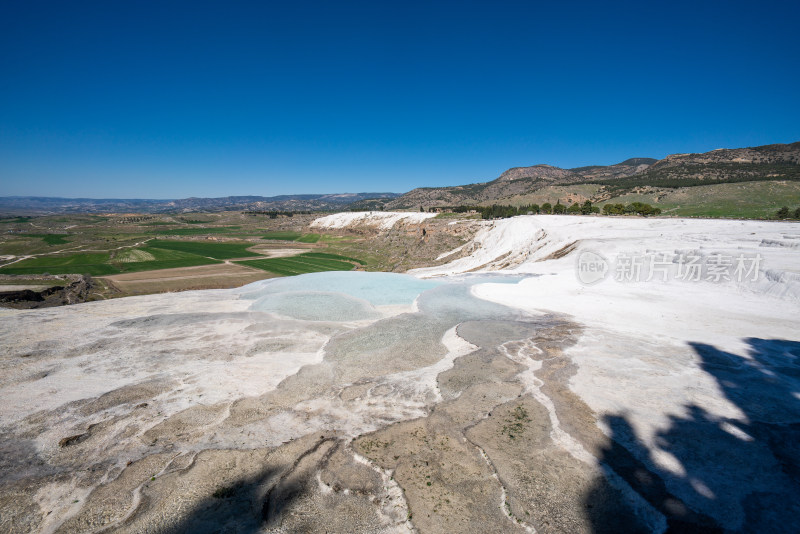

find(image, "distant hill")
[3,141,798,216]
[387,142,800,208]
[386,157,658,208]
[0,192,401,215]
[570,158,658,181]
[598,142,800,190]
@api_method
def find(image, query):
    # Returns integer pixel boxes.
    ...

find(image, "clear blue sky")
[1,0,798,198]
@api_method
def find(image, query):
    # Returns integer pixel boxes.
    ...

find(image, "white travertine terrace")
[1,215,799,533]
[310,211,437,230]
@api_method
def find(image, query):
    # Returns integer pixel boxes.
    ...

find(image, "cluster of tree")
[474,201,604,219]
[242,210,312,218]
[444,200,662,219]
[532,200,600,215]
[775,206,800,219]
[602,202,661,216]
[565,200,601,215]
[476,204,542,219]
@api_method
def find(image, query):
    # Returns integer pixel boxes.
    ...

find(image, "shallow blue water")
[239,271,444,307]
[239,271,531,323]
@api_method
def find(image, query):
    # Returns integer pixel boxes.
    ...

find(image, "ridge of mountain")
[386,142,800,208]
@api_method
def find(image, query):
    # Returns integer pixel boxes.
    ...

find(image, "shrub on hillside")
[601,202,660,216]
[774,206,800,219]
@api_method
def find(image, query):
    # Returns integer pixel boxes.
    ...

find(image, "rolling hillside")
[387,141,800,210]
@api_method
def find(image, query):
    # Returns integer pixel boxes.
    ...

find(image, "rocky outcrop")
[570,157,657,181]
[650,142,800,169]
[387,159,658,208]
[0,274,94,309]
[496,164,575,182]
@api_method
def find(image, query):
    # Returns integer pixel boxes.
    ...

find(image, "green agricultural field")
[0,216,33,224]
[296,233,321,243]
[20,234,71,245]
[262,231,302,241]
[179,218,216,224]
[116,249,157,262]
[262,231,322,243]
[0,212,370,285]
[149,226,242,236]
[301,252,367,265]
[0,240,261,276]
[236,253,361,276]
[112,246,220,272]
[0,252,119,276]
[0,248,218,276]
[147,240,257,259]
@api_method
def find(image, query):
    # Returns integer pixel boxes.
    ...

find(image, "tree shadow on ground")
[143,465,307,534]
[586,338,800,533]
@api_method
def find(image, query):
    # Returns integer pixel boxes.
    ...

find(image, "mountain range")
[1,141,798,215]
[386,142,800,208]
[0,192,400,215]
